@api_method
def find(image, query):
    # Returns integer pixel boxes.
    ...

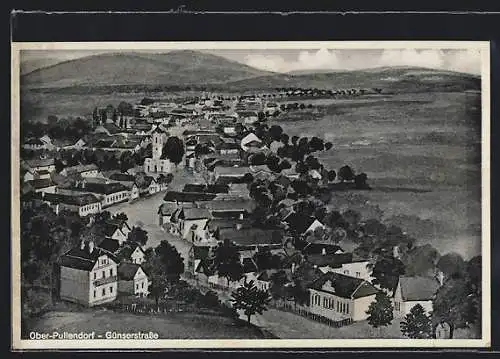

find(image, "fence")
[272,300,353,328]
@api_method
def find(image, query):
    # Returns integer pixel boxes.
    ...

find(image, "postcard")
[11,41,491,349]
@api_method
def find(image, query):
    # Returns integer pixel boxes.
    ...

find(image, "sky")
[21,48,482,75]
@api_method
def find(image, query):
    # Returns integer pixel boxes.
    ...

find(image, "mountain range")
[21,50,481,93]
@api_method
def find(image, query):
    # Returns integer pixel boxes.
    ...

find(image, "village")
[20,88,480,340]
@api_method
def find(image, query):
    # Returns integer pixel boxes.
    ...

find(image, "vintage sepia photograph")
[11,41,490,349]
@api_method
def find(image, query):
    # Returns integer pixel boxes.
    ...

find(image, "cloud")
[244,48,482,75]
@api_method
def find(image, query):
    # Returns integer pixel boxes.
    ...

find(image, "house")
[23,138,46,150]
[24,158,56,174]
[212,166,251,183]
[158,202,179,226]
[60,164,100,178]
[393,276,441,318]
[176,207,212,241]
[240,133,264,152]
[187,245,211,275]
[303,243,345,256]
[236,111,259,125]
[39,134,54,149]
[65,180,130,208]
[63,138,87,150]
[324,260,374,282]
[102,219,132,245]
[308,272,379,322]
[38,192,102,217]
[197,198,255,218]
[59,241,118,306]
[96,238,121,254]
[27,178,57,194]
[283,213,325,236]
[117,262,149,297]
[216,142,241,155]
[135,175,160,196]
[115,243,146,265]
[228,183,251,198]
[305,252,354,271]
[107,172,136,187]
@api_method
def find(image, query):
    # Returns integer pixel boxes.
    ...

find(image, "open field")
[25,309,270,339]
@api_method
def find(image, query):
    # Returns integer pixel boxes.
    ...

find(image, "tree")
[401,244,440,277]
[269,125,284,141]
[366,292,394,329]
[266,155,281,173]
[400,304,433,339]
[127,226,148,247]
[231,279,271,323]
[142,250,168,306]
[269,270,290,300]
[155,240,184,283]
[327,169,337,182]
[163,136,185,165]
[437,253,466,280]
[113,212,128,222]
[371,256,406,291]
[117,101,134,116]
[280,133,289,145]
[354,173,369,189]
[308,137,325,152]
[213,239,244,285]
[338,165,355,182]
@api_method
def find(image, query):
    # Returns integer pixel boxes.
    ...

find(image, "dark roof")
[40,192,100,206]
[303,243,344,256]
[136,175,156,189]
[399,276,441,301]
[109,173,136,182]
[182,184,206,193]
[27,178,54,189]
[62,164,99,175]
[163,191,217,203]
[284,213,317,234]
[25,158,55,168]
[183,184,229,194]
[309,272,379,299]
[198,199,255,212]
[219,228,283,247]
[216,142,240,150]
[70,181,129,195]
[103,123,123,134]
[97,238,120,253]
[206,219,252,232]
[59,243,117,271]
[306,253,354,267]
[190,246,211,260]
[95,139,116,148]
[158,202,178,216]
[180,207,211,220]
[115,242,144,260]
[118,262,142,280]
[211,210,248,219]
[195,259,215,276]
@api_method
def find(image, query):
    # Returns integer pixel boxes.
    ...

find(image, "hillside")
[21,50,274,89]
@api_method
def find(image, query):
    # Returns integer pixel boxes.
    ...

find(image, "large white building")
[144,126,175,174]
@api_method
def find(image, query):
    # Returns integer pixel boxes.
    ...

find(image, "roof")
[59,243,117,271]
[70,181,129,195]
[191,246,211,260]
[27,178,55,189]
[309,272,379,299]
[158,202,178,216]
[399,276,441,301]
[102,123,123,134]
[25,158,55,168]
[237,111,258,117]
[198,199,255,212]
[97,238,120,253]
[182,184,206,193]
[182,184,229,194]
[241,133,262,147]
[62,164,99,175]
[108,173,136,182]
[40,192,100,206]
[25,138,44,145]
[115,242,144,260]
[180,207,211,220]
[213,166,251,177]
[118,262,142,280]
[306,253,354,267]
[284,213,317,234]
[242,258,259,273]
[218,228,283,247]
[206,219,252,232]
[163,191,217,203]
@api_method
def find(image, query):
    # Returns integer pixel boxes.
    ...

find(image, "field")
[25,309,270,339]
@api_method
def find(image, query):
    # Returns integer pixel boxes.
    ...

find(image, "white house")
[308,272,379,322]
[321,260,374,282]
[177,207,212,241]
[59,241,118,306]
[60,164,100,178]
[240,133,263,152]
[117,262,149,297]
[393,276,441,318]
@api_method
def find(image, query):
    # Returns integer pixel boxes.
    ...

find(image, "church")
[144,126,175,174]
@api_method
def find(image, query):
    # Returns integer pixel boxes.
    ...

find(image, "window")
[93,290,96,298]
[109,268,113,277]
[136,284,139,290]
[337,302,340,312]
[102,288,106,296]
[323,298,327,308]
[142,282,144,289]
[344,270,349,275]
[346,303,349,314]
[110,286,113,293]
[102,270,105,278]
[94,272,97,280]
[356,272,361,278]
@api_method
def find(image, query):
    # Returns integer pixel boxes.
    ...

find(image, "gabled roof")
[242,258,258,273]
[158,202,178,216]
[39,192,100,206]
[62,164,99,175]
[303,243,344,256]
[97,238,120,253]
[198,199,255,212]
[27,178,55,189]
[59,243,117,271]
[163,191,217,203]
[241,133,262,147]
[205,219,252,232]
[283,213,317,234]
[398,276,441,301]
[213,166,251,177]
[118,262,142,281]
[309,272,379,299]
[70,181,129,195]
[305,253,354,268]
[180,207,211,220]
[25,158,55,168]
[108,173,136,182]
[219,228,283,247]
[190,245,211,260]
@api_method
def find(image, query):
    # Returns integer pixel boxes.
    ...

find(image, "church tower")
[152,126,166,160]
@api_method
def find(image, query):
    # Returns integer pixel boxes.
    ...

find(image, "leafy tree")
[401,244,441,277]
[366,292,394,328]
[280,133,289,145]
[338,165,355,182]
[155,240,184,283]
[354,173,369,189]
[363,219,387,237]
[327,169,337,182]
[231,279,271,323]
[94,210,112,225]
[269,125,284,141]
[371,256,406,291]
[269,270,290,300]
[400,304,433,339]
[162,136,185,165]
[213,239,244,285]
[291,136,299,146]
[437,253,466,280]
[266,155,281,173]
[127,226,148,246]
[117,101,134,116]
[308,137,325,152]
[142,249,168,306]
[279,159,292,171]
